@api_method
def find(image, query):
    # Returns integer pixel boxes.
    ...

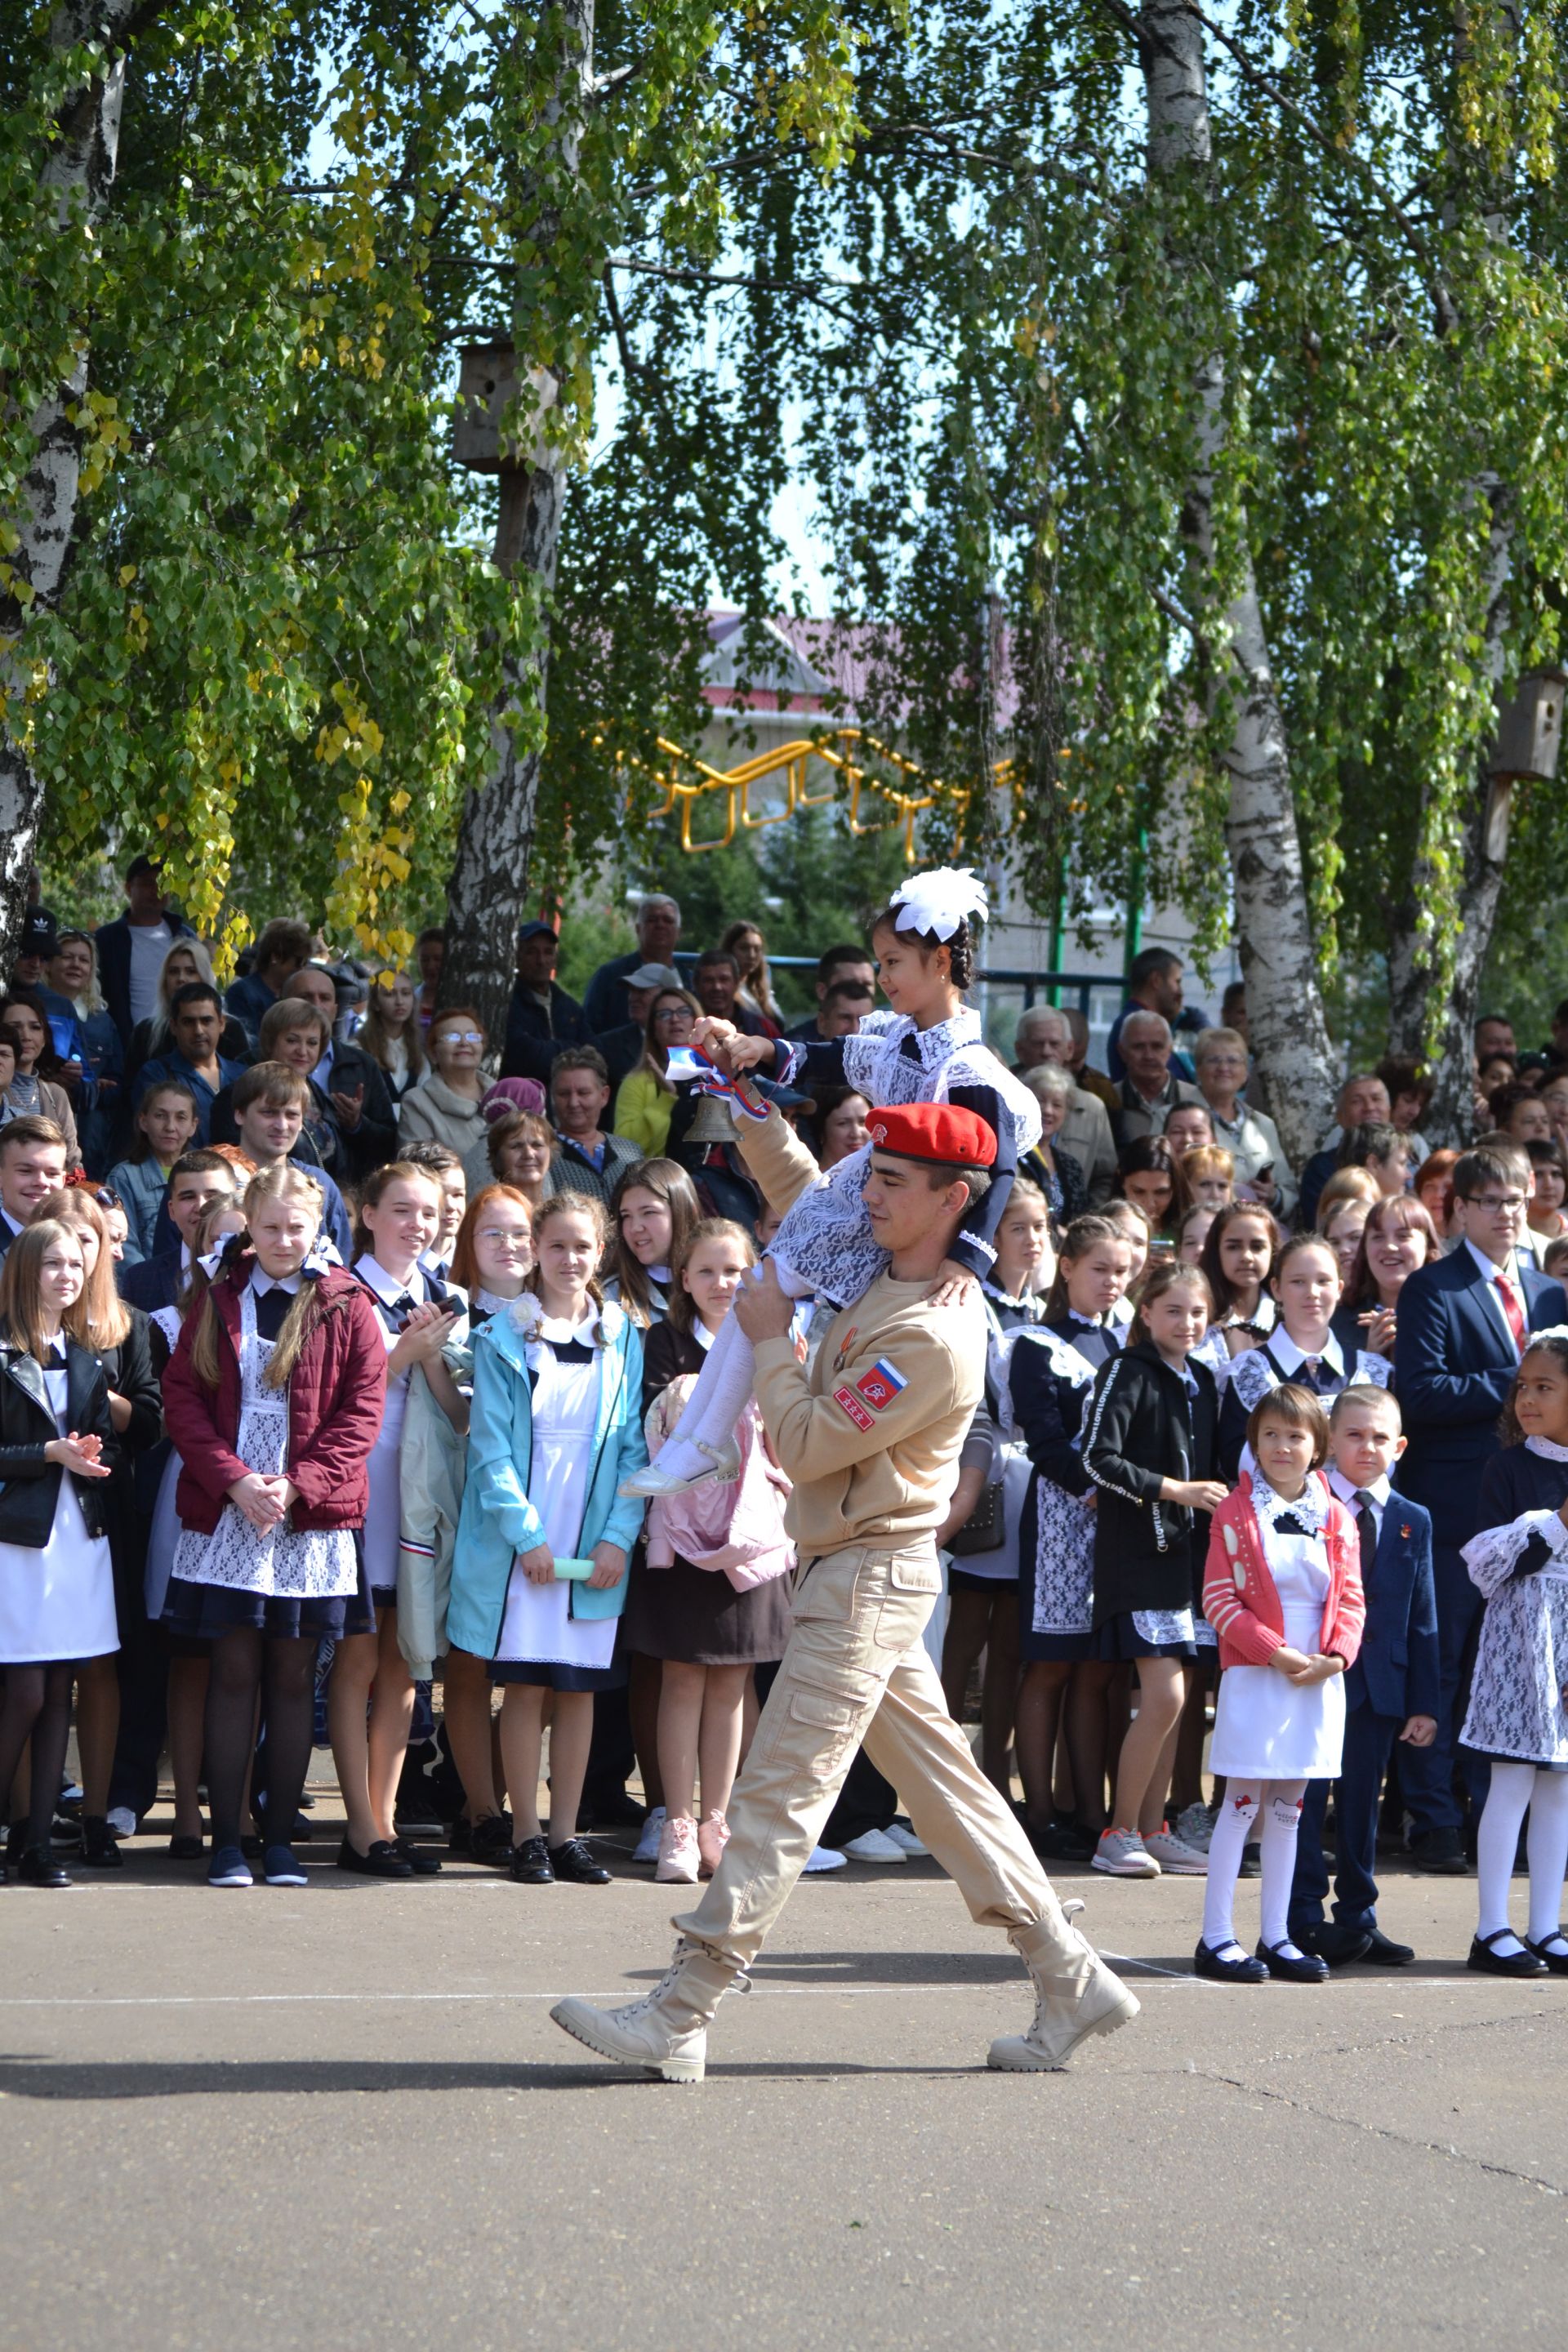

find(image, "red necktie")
[1494,1272,1526,1352]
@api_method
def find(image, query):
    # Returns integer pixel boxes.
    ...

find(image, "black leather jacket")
[0,1335,116,1548]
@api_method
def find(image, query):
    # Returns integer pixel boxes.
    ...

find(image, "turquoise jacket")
[447,1296,648,1661]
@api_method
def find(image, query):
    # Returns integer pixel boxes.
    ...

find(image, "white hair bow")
[889,866,989,942]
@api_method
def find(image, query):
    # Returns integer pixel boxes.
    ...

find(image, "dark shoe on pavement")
[168,1833,205,1861]
[1359,1927,1416,1967]
[1256,1938,1329,1984]
[394,1837,442,1877]
[577,1791,647,1833]
[1525,1928,1568,1976]
[263,1845,309,1886]
[1301,1922,1374,1967]
[336,1837,414,1880]
[1467,1929,1547,1978]
[207,1844,252,1888]
[510,1834,555,1884]
[550,1837,612,1886]
[16,1844,72,1889]
[80,1815,124,1869]
[1409,1826,1468,1875]
[1029,1815,1098,1864]
[1193,1938,1267,1984]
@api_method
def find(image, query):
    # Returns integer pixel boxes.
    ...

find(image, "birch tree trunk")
[1139,0,1339,1168]
[440,0,594,1045]
[0,3,139,967]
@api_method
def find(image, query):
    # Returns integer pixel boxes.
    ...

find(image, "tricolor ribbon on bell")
[664,1044,771,1123]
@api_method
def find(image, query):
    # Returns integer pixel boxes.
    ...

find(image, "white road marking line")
[0,1977,1472,2010]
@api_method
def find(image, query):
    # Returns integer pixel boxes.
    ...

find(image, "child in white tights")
[1459,1331,1568,1977]
[1198,1385,1365,1982]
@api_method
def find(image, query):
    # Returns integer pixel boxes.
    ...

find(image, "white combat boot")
[551,1940,744,2083]
[987,1904,1140,2072]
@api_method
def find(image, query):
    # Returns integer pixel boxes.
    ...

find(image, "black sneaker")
[80,1815,124,1869]
[336,1837,413,1880]
[510,1834,554,1884]
[549,1837,612,1886]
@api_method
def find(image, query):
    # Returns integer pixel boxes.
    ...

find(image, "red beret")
[866,1102,997,1168]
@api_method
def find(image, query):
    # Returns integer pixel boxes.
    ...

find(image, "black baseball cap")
[18,908,56,956]
[517,920,559,946]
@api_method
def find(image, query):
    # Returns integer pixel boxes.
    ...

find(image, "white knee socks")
[1477,1759,1536,1953]
[1526,1769,1568,1950]
[654,1261,815,1485]
[1258,1783,1307,1954]
[1201,1783,1259,1956]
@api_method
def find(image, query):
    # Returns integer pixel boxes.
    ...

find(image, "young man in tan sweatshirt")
[552,1098,1138,2082]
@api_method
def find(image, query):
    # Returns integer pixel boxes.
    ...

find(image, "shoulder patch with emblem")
[833,1384,875,1432]
[854,1358,906,1413]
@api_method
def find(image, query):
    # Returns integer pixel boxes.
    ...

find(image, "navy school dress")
[1011,1314,1122,1661]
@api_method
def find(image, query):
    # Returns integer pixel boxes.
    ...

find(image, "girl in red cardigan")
[162,1163,386,1891]
[1198,1383,1365,1984]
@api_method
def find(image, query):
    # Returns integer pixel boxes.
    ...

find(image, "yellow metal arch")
[639,725,991,862]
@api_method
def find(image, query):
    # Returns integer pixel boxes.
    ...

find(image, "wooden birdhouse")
[1485,667,1565,862]
[452,345,555,473]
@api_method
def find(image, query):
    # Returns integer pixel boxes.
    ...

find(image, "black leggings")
[0,1660,79,1851]
[204,1628,316,1851]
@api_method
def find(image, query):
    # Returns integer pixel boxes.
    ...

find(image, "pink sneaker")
[697,1811,730,1879]
[654,1814,700,1884]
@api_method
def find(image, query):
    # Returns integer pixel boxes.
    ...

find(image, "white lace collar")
[889,1007,983,1067]
[1526,1434,1568,1463]
[1249,1467,1329,1536]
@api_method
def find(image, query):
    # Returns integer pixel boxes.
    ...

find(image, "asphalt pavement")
[2,1814,1563,2352]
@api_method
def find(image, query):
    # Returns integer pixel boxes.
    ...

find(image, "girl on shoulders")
[605,1158,701,1328]
[630,1218,793,1884]
[1458,1331,1568,1977]
[1082,1259,1226,1879]
[1011,1214,1134,1858]
[329,1162,463,1879]
[1218,1231,1390,1481]
[1199,1384,1364,1983]
[162,1162,386,1891]
[0,1220,117,1887]
[448,1189,648,1886]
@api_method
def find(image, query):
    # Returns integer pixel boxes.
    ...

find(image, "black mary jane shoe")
[1255,1938,1329,1984]
[510,1834,555,1885]
[394,1837,442,1878]
[1193,1938,1267,1984]
[1301,1922,1374,1968]
[1524,1928,1568,1977]
[548,1837,611,1886]
[16,1845,73,1889]
[1468,1928,1548,1978]
[80,1815,124,1870]
[336,1837,414,1881]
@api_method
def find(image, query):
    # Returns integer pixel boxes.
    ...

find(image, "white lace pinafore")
[170,1282,359,1599]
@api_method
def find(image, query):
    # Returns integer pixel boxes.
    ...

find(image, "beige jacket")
[736,1106,986,1559]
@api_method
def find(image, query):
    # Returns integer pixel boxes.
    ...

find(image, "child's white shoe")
[619,1437,742,1499]
[654,1814,700,1883]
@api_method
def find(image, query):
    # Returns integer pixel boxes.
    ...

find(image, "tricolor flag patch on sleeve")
[854,1358,907,1413]
[833,1385,876,1431]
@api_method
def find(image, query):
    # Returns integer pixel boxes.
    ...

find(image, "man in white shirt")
[0,1118,69,1250]
[94,854,198,1049]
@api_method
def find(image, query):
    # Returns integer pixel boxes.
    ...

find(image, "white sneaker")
[631,1806,667,1865]
[1091,1827,1160,1878]
[882,1821,929,1857]
[1143,1826,1209,1876]
[1175,1801,1216,1855]
[840,1828,907,1864]
[618,1437,742,1499]
[105,1806,138,1841]
[803,1845,846,1873]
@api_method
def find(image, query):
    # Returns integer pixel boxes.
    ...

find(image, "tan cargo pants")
[675,1539,1087,1980]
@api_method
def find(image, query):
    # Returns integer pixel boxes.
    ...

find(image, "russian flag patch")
[855,1358,906,1413]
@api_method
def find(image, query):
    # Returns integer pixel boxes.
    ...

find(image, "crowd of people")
[0,858,1564,1997]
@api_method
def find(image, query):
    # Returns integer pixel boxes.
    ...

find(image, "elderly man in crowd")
[1110,1010,1205,1147]
[1013,1004,1116,1206]
[581,894,684,1033]
[1298,1071,1393,1227]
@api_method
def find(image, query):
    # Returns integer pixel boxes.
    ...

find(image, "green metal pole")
[1124,826,1147,979]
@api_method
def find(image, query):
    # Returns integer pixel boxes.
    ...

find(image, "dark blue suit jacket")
[1392,1245,1559,1545]
[118,1247,182,1313]
[1343,1491,1440,1722]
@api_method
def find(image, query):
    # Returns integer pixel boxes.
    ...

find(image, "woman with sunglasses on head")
[612,987,702,1160]
[399,1007,491,1160]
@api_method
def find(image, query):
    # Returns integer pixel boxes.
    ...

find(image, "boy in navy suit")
[1392,1143,1558,1870]
[1290,1385,1439,1964]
